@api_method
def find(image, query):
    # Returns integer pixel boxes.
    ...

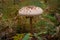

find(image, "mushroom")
[18,6,43,34]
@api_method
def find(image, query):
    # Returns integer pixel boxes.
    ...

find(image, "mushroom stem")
[30,17,34,34]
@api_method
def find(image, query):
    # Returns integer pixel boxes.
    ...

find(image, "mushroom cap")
[19,6,43,16]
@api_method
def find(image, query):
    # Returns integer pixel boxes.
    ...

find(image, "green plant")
[22,33,31,40]
[13,34,24,40]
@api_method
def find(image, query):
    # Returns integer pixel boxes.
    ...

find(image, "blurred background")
[0,0,60,40]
